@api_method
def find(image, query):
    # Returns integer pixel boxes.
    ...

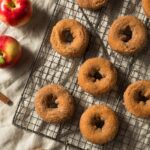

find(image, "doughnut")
[76,0,108,10]
[108,16,148,55]
[78,57,117,96]
[142,0,150,18]
[124,80,150,118]
[50,19,89,58]
[35,84,75,123]
[80,104,119,144]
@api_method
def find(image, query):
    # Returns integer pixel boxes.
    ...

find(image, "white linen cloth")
[0,0,76,149]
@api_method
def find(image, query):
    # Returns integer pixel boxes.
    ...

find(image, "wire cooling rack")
[13,0,150,149]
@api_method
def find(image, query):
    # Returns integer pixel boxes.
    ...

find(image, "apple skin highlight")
[0,35,22,68]
[0,0,32,26]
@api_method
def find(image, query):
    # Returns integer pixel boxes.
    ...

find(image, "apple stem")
[0,55,5,65]
[8,1,16,8]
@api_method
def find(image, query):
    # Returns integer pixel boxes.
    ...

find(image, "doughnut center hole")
[90,70,103,82]
[120,26,132,42]
[62,29,73,43]
[92,116,104,129]
[45,95,58,108]
[137,91,149,103]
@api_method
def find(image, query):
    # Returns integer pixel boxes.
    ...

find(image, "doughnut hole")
[91,115,104,129]
[120,26,132,42]
[89,70,103,82]
[45,95,58,108]
[61,29,74,43]
[137,91,150,104]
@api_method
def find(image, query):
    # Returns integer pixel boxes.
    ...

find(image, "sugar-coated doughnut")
[76,0,108,10]
[124,80,150,118]
[108,16,148,55]
[142,0,150,18]
[35,84,75,123]
[50,19,89,57]
[78,57,117,96]
[80,104,119,144]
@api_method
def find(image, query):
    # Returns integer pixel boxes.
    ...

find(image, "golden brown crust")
[35,84,74,123]
[108,16,148,55]
[124,80,150,118]
[76,0,108,10]
[80,104,119,144]
[142,0,150,18]
[78,57,117,96]
[50,19,89,58]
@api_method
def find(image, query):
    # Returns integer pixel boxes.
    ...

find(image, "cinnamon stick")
[0,92,11,105]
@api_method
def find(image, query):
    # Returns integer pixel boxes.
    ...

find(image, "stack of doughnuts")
[34,0,150,146]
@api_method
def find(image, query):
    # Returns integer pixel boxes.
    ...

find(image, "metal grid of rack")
[13,0,150,149]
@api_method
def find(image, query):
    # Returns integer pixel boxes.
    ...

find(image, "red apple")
[0,0,32,26]
[0,35,22,68]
